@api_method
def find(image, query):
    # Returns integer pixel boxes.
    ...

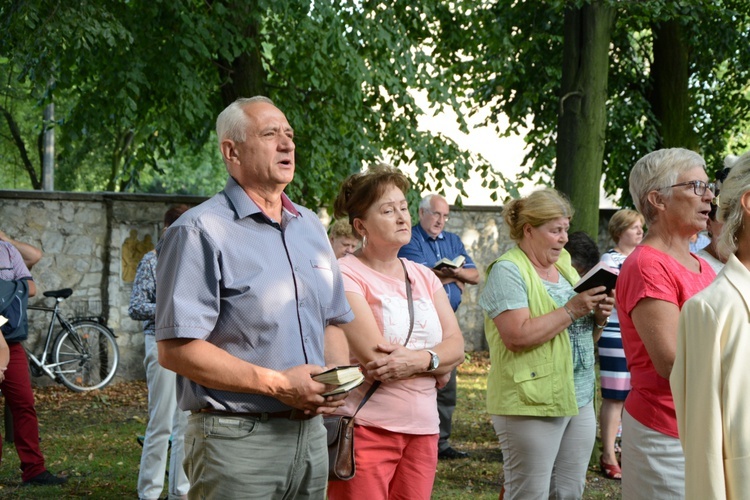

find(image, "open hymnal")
[573,261,618,294]
[433,255,466,271]
[313,365,365,396]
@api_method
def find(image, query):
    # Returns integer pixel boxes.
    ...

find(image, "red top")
[617,245,715,437]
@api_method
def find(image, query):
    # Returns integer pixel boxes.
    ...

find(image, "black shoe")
[23,470,68,486]
[438,446,470,460]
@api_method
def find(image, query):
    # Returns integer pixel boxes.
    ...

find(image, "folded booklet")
[321,376,365,397]
[313,365,365,396]
[573,261,618,294]
[433,255,465,270]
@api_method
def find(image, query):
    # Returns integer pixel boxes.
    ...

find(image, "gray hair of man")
[629,148,706,226]
[419,194,445,211]
[717,151,750,259]
[215,96,276,145]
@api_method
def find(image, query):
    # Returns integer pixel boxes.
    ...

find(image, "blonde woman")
[479,188,614,499]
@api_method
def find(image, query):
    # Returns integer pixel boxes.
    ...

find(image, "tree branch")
[0,104,41,189]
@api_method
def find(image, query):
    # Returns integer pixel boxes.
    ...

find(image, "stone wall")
[0,190,615,384]
[1,191,205,386]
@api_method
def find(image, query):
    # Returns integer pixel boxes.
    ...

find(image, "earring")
[362,235,368,249]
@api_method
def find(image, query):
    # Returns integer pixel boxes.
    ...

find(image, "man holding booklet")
[399,193,478,460]
[155,97,354,499]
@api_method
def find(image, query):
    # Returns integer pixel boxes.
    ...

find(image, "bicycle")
[26,288,120,392]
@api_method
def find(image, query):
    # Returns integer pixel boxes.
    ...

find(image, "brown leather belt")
[192,408,316,421]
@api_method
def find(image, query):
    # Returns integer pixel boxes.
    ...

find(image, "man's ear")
[220,140,238,164]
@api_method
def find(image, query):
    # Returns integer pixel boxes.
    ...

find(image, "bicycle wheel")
[52,320,120,391]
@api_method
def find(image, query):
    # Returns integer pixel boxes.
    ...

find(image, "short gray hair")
[629,148,706,225]
[419,194,446,211]
[215,96,275,144]
[717,151,750,258]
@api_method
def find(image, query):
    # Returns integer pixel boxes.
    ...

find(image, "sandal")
[599,456,622,480]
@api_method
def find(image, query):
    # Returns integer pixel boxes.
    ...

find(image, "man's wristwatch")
[426,349,440,372]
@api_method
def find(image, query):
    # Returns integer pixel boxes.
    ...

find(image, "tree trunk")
[555,2,615,240]
[649,20,698,150]
[0,104,41,189]
[218,3,267,106]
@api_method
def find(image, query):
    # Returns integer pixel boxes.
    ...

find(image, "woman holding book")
[478,188,614,499]
[326,163,464,500]
[616,148,716,499]
[671,151,750,499]
[597,209,644,480]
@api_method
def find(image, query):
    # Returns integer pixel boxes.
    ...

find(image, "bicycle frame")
[27,297,77,380]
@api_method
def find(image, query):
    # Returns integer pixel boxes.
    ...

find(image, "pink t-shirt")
[617,245,715,437]
[335,255,444,435]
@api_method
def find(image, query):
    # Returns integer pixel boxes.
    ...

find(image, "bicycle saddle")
[43,288,73,299]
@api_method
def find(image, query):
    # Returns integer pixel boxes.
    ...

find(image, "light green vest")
[483,246,578,416]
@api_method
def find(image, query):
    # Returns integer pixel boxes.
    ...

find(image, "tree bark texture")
[649,20,698,150]
[555,2,615,239]
[218,2,267,106]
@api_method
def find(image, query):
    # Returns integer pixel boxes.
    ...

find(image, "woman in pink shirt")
[617,148,716,499]
[326,163,464,500]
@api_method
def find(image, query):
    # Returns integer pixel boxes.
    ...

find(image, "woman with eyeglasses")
[616,148,716,499]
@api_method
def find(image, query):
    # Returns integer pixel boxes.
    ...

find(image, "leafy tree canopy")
[435,0,750,207]
[0,0,512,210]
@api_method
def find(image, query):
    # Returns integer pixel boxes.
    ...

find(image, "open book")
[313,365,365,396]
[573,261,618,294]
[433,255,466,271]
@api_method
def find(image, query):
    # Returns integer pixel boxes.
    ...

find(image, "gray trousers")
[184,413,327,500]
[491,402,596,500]
[437,367,458,452]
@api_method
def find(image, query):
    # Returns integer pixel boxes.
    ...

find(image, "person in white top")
[696,157,736,274]
[597,209,644,480]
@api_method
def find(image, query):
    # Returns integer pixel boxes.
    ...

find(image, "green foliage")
[0,0,505,209]
[438,0,750,207]
[4,1,749,209]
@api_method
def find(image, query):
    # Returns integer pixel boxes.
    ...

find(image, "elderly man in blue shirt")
[398,193,479,459]
[156,96,354,499]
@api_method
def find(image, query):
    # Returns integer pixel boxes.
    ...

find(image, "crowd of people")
[3,95,748,500]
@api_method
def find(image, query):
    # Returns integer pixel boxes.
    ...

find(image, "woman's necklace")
[533,263,553,280]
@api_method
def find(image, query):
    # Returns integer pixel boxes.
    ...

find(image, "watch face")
[430,352,439,370]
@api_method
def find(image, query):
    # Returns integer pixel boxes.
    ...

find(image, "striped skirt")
[597,321,631,400]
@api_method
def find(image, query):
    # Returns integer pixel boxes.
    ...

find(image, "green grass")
[435,352,621,499]
[0,354,622,498]
[0,384,145,498]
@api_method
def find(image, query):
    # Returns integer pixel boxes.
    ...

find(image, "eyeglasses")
[661,180,715,197]
[425,209,449,221]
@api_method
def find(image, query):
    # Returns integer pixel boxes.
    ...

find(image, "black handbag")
[324,259,415,481]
